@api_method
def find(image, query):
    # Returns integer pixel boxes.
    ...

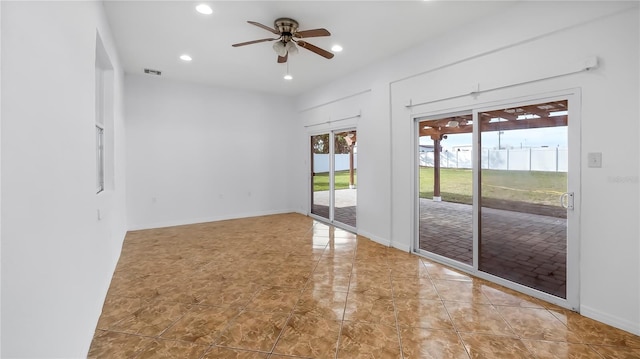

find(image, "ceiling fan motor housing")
[275,18,299,42]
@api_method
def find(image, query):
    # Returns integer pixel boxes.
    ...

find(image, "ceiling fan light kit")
[285,41,299,55]
[232,17,335,64]
[272,41,287,57]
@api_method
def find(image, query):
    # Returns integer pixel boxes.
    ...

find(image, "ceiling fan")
[232,18,334,63]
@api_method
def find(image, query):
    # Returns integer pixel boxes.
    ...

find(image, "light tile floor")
[89,213,640,358]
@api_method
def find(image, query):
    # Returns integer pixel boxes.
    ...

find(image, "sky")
[420,126,568,151]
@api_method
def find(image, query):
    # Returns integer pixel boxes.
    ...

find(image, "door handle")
[560,192,574,210]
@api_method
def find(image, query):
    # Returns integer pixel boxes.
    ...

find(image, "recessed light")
[331,45,343,52]
[283,74,293,80]
[195,4,213,15]
[180,54,192,62]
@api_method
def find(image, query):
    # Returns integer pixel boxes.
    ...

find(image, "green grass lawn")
[313,167,566,208]
[419,167,566,207]
[314,170,357,191]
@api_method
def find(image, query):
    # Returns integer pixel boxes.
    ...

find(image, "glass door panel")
[333,130,357,228]
[311,134,330,220]
[418,114,473,265]
[479,100,569,298]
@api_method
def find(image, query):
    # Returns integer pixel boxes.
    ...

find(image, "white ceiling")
[103,1,516,96]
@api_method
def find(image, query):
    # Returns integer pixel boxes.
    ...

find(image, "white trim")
[581,305,640,336]
[404,62,589,109]
[357,230,411,253]
[389,240,411,253]
[357,230,391,248]
[304,112,361,128]
[299,89,371,113]
[127,209,297,231]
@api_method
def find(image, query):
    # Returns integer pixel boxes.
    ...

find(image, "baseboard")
[127,209,297,231]
[580,305,640,335]
[354,231,411,253]
[389,240,411,253]
[357,230,391,247]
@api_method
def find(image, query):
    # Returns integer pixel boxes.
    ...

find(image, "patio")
[311,189,357,228]
[419,199,567,298]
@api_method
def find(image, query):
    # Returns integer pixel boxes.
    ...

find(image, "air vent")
[144,68,162,76]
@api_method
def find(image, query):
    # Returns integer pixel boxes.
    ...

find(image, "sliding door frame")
[412,89,581,311]
[309,127,358,233]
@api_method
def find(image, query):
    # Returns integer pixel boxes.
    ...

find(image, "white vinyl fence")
[314,154,358,173]
[420,148,568,172]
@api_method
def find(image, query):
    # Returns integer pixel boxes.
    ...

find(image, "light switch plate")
[588,152,602,168]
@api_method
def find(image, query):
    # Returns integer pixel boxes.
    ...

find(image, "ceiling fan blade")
[294,28,331,38]
[277,53,288,63]
[247,21,280,35]
[232,38,277,47]
[297,41,334,59]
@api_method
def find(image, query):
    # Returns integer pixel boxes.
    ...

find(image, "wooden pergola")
[418,100,568,200]
[342,132,357,189]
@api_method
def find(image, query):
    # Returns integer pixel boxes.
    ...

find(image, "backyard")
[420,167,568,217]
[313,170,357,191]
[313,167,566,215]
[314,168,565,203]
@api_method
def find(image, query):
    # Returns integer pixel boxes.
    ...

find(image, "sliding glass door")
[479,100,569,299]
[418,112,473,265]
[311,134,330,221]
[415,96,578,307]
[311,130,357,230]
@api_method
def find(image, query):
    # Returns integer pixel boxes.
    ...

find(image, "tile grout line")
[333,230,359,359]
[267,255,308,355]
[488,296,545,358]
[388,257,405,359]
[431,272,473,359]
[197,287,263,359]
[269,223,329,358]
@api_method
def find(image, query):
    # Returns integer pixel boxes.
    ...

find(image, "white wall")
[1,2,127,357]
[125,75,296,229]
[295,2,639,335]
[0,1,3,354]
[293,90,393,244]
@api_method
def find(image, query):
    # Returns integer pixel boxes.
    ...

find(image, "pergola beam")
[419,115,567,138]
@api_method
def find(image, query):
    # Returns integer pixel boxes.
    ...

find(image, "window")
[95,32,112,194]
[96,125,104,193]
[95,60,105,194]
